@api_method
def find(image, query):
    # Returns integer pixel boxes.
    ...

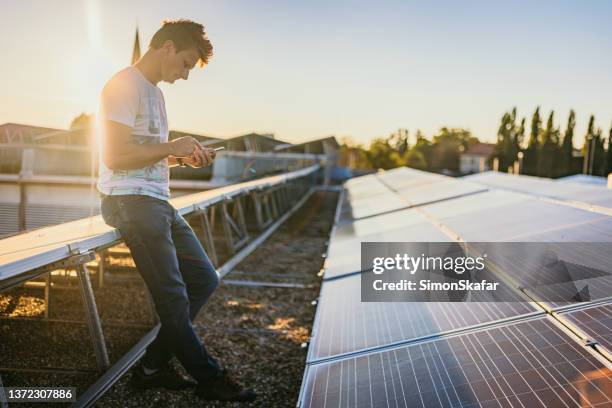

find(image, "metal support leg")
[221,198,249,254]
[221,202,236,254]
[76,263,110,370]
[253,194,265,230]
[280,186,289,212]
[98,251,106,288]
[235,196,248,237]
[44,272,51,319]
[199,208,218,266]
[262,194,272,223]
[270,190,279,219]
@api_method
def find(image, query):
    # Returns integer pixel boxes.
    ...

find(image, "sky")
[1,0,611,146]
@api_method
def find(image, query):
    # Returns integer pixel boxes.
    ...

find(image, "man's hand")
[169,136,202,157]
[183,146,217,168]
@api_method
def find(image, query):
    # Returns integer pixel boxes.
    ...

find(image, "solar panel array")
[465,171,612,211]
[300,167,612,407]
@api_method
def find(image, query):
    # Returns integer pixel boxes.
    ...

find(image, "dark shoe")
[195,369,256,402]
[131,364,196,390]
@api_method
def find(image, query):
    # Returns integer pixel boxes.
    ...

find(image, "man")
[97,19,256,402]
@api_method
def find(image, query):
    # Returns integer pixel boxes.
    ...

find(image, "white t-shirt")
[97,66,170,200]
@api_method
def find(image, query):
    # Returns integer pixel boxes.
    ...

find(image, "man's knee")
[191,267,220,301]
[155,287,191,322]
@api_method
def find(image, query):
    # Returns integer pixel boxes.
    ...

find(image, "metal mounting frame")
[0,165,322,407]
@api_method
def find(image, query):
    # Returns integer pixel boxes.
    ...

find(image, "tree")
[388,129,409,155]
[530,106,542,146]
[70,112,94,129]
[560,110,576,176]
[523,106,541,175]
[583,115,596,174]
[338,136,370,169]
[538,110,560,177]
[581,115,605,175]
[429,127,474,173]
[515,117,526,151]
[607,123,612,176]
[494,111,511,172]
[493,108,521,173]
[405,149,427,169]
[593,127,606,176]
[407,130,433,170]
[366,137,404,170]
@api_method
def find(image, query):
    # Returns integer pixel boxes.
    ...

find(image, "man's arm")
[102,120,201,170]
[168,156,180,168]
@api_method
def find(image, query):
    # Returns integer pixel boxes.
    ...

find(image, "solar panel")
[300,317,612,408]
[561,302,612,355]
[377,169,445,191]
[338,192,409,222]
[333,208,439,242]
[304,168,612,408]
[421,198,609,242]
[344,177,391,200]
[513,216,612,243]
[414,190,532,220]
[324,223,451,280]
[394,179,488,207]
[463,242,612,306]
[344,174,379,189]
[308,273,541,362]
[466,172,612,210]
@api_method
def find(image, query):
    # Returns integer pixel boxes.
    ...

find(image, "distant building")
[460,143,495,175]
[274,136,338,156]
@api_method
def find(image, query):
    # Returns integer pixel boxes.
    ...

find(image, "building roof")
[462,142,495,156]
[0,123,64,144]
[274,136,338,154]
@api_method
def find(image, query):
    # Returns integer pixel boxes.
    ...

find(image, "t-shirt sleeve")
[98,75,139,128]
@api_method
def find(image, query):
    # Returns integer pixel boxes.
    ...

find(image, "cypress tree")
[583,115,595,174]
[505,108,519,170]
[538,111,559,177]
[523,107,541,175]
[593,127,605,176]
[515,117,525,151]
[607,123,612,176]
[495,112,512,171]
[560,110,576,175]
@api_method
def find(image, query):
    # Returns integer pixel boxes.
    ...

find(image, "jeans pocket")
[100,197,121,228]
[117,196,171,240]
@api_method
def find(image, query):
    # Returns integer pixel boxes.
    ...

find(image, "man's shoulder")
[111,66,139,81]
[103,67,141,93]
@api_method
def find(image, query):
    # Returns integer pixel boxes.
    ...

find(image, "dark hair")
[149,19,213,67]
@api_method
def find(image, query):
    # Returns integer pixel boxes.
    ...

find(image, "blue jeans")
[100,194,221,382]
